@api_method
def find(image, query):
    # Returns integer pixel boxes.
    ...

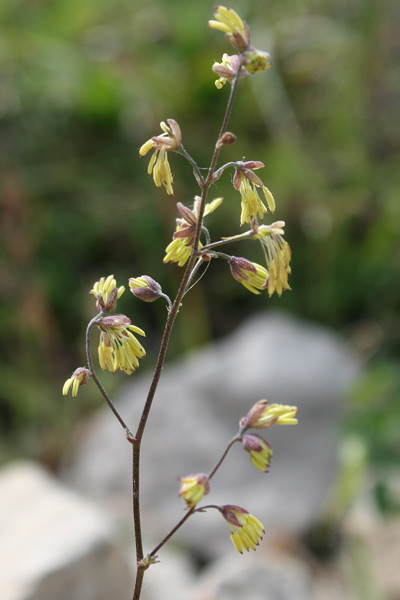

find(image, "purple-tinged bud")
[217,131,237,148]
[129,275,162,302]
[241,161,265,170]
[129,276,162,303]
[240,399,269,429]
[96,292,106,312]
[230,256,257,282]
[233,169,242,191]
[104,287,118,312]
[220,504,248,527]
[100,314,131,328]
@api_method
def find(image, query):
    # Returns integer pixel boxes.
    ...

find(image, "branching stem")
[131,59,244,600]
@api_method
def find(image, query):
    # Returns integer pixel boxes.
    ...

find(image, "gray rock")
[0,461,134,600]
[188,552,311,600]
[64,311,360,556]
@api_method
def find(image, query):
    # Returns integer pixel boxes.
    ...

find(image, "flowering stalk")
[63,8,297,600]
[131,54,245,600]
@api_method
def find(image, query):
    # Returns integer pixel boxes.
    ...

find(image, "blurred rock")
[188,551,311,600]
[0,461,133,600]
[64,311,361,556]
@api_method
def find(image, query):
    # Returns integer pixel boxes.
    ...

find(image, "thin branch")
[177,144,205,185]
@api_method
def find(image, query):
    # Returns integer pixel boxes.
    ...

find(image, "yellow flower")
[208,6,250,52]
[139,119,182,196]
[164,197,223,267]
[220,505,264,554]
[242,434,273,472]
[98,314,145,375]
[241,399,298,429]
[62,367,91,398]
[90,275,125,312]
[179,473,210,509]
[229,256,268,295]
[233,162,275,225]
[255,223,292,296]
[212,53,246,89]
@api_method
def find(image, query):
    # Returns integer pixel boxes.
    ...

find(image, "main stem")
[132,60,244,600]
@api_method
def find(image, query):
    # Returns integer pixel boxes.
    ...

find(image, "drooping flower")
[233,161,275,226]
[139,119,182,196]
[208,6,250,52]
[220,505,264,553]
[229,256,269,295]
[164,197,223,267]
[179,473,210,509]
[254,222,292,296]
[129,276,162,302]
[242,433,273,472]
[212,53,247,89]
[62,367,91,398]
[90,275,125,312]
[97,314,145,375]
[240,399,298,430]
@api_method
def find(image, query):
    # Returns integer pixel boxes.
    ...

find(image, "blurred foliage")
[0,0,399,466]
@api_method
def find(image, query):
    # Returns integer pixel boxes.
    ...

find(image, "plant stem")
[150,508,195,557]
[131,58,244,600]
[208,436,240,480]
[201,229,254,253]
[86,314,132,435]
[178,143,205,185]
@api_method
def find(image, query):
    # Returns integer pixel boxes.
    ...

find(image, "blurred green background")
[0,0,399,502]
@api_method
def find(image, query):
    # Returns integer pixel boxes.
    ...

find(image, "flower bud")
[129,276,162,302]
[217,131,237,148]
[104,287,118,312]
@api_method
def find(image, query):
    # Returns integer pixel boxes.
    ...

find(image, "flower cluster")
[255,223,292,296]
[164,197,223,266]
[97,314,146,375]
[233,161,275,226]
[209,6,271,80]
[139,119,182,196]
[63,6,300,578]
